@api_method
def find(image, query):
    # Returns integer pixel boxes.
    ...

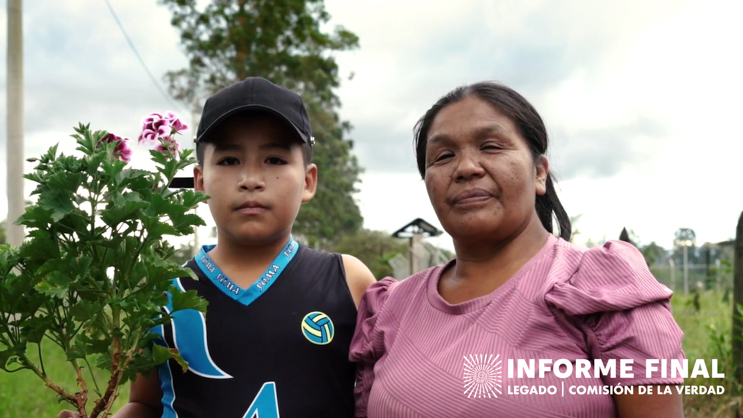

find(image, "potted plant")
[0,113,208,418]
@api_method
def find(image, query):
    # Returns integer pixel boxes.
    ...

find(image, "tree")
[158,0,364,246]
[619,227,633,246]
[332,229,409,279]
[171,241,195,266]
[640,241,666,266]
[0,220,5,245]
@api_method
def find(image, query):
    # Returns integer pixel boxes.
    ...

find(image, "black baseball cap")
[169,77,314,189]
[197,77,314,146]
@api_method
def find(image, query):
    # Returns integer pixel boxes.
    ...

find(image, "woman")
[350,82,685,417]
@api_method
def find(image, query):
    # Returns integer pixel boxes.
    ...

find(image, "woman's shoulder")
[361,264,444,311]
[545,238,673,316]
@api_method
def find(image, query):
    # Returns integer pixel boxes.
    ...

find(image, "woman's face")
[424,95,548,244]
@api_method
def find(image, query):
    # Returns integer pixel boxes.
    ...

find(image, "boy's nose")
[238,169,266,191]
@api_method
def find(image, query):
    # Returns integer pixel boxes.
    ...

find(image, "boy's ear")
[302,163,318,203]
[194,165,205,192]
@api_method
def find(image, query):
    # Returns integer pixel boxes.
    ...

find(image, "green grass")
[671,291,741,418]
[0,342,129,418]
[671,291,732,361]
[0,291,739,417]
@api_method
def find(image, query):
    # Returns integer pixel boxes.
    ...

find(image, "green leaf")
[26,323,50,344]
[170,288,208,313]
[100,193,150,227]
[37,190,75,223]
[151,344,173,364]
[144,193,174,218]
[48,171,86,193]
[35,270,71,298]
[55,209,89,238]
[102,159,126,186]
[118,168,153,190]
[69,300,100,322]
[181,189,209,208]
[18,206,54,229]
[152,344,188,372]
[19,233,60,265]
[142,218,179,238]
[149,149,169,167]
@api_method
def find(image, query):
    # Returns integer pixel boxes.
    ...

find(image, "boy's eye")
[266,157,287,165]
[217,157,240,166]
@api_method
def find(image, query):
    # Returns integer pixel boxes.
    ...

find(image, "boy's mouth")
[234,201,269,215]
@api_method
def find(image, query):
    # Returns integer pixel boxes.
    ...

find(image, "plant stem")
[37,342,46,377]
[100,332,142,418]
[90,344,121,418]
[84,356,101,395]
[71,358,90,415]
[21,353,77,404]
[91,304,122,418]
[100,381,122,418]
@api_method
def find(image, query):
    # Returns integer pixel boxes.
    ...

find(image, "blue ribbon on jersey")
[195,236,299,306]
[153,277,232,380]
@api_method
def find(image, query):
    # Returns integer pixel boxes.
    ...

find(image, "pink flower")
[115,140,133,162]
[155,137,180,155]
[99,133,132,162]
[139,112,188,145]
[165,112,188,132]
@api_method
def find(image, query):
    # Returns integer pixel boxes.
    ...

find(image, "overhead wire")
[102,0,188,114]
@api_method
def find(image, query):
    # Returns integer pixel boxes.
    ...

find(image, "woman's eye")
[217,157,240,166]
[434,153,453,162]
[266,157,287,165]
[482,143,501,150]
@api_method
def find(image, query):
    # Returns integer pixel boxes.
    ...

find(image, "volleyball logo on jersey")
[463,354,502,398]
[301,311,334,345]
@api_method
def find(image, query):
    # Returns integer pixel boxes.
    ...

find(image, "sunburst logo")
[463,354,503,398]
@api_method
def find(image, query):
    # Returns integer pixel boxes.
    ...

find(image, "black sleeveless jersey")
[153,243,358,418]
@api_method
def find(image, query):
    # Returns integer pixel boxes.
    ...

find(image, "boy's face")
[194,114,317,245]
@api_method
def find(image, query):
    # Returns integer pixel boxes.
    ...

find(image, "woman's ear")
[535,155,549,196]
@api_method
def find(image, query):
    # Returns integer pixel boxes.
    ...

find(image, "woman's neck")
[449,216,550,290]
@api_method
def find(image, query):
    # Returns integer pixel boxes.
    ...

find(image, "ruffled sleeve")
[349,277,398,418]
[545,240,685,386]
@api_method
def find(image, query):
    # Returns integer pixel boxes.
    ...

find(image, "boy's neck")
[206,233,293,274]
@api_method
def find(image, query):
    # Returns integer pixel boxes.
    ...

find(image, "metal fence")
[650,263,733,295]
[388,243,450,280]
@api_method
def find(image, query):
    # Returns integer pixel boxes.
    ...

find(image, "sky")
[1,0,742,253]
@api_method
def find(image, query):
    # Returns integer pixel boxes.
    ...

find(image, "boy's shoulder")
[295,244,376,308]
[339,252,376,309]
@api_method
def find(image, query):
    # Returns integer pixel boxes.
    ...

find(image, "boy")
[61,77,376,417]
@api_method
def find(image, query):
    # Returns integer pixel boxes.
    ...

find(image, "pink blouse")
[349,235,685,417]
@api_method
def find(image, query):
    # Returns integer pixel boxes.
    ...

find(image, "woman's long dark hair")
[413,81,572,240]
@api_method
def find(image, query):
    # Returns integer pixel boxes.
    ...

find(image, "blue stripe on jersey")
[168,278,232,379]
[152,316,177,418]
[158,357,178,418]
[194,237,299,307]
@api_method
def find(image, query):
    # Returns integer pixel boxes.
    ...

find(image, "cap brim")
[197,104,310,145]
